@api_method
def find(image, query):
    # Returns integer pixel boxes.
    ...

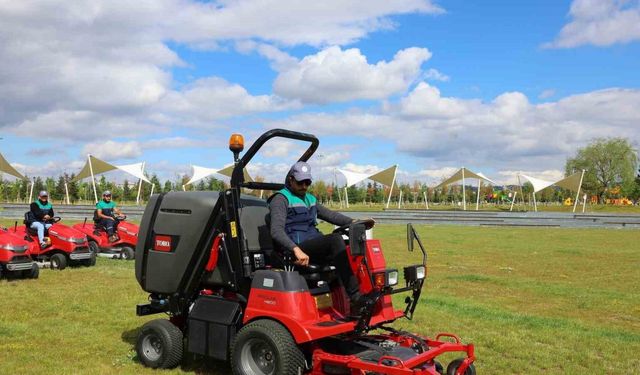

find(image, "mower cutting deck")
[133,129,476,375]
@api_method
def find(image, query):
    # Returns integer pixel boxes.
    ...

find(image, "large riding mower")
[134,129,476,375]
[0,227,39,279]
[14,216,95,270]
[72,215,139,260]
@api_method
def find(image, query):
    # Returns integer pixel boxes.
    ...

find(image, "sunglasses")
[293,179,312,186]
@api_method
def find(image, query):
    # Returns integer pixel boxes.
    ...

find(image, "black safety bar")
[230,129,319,188]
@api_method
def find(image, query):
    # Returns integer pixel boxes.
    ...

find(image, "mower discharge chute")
[133,129,476,375]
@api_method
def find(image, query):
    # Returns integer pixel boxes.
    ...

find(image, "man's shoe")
[40,242,50,249]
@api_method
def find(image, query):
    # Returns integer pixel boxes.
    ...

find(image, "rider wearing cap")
[96,190,123,242]
[268,161,374,313]
[29,190,55,248]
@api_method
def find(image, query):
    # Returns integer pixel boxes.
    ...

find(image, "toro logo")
[153,235,172,252]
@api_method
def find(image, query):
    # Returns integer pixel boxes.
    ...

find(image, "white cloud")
[265,85,640,173]
[81,140,142,161]
[539,89,556,99]
[545,0,640,48]
[273,46,432,103]
[423,68,450,82]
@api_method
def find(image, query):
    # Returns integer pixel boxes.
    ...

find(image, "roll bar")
[230,129,319,189]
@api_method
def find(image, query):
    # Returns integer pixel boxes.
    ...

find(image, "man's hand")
[292,246,309,267]
[43,215,51,220]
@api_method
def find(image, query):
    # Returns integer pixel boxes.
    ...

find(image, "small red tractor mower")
[0,227,39,279]
[15,217,95,270]
[134,129,476,375]
[72,216,139,260]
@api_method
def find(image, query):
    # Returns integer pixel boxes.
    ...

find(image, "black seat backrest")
[238,196,273,253]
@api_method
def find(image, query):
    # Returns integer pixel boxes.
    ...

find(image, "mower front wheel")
[136,319,183,369]
[231,319,305,375]
[24,264,39,279]
[446,358,476,375]
[121,246,134,260]
[88,241,100,254]
[50,254,67,270]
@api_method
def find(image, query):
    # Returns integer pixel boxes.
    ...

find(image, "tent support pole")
[476,179,481,211]
[582,193,587,213]
[150,183,155,198]
[29,180,34,203]
[461,168,466,210]
[398,190,402,209]
[136,161,145,205]
[517,174,525,211]
[573,169,585,213]
[65,182,70,204]
[88,154,98,203]
[424,191,429,209]
[533,192,538,212]
[344,186,349,208]
[385,178,395,209]
[510,191,517,212]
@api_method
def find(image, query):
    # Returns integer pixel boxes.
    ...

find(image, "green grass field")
[1,223,638,374]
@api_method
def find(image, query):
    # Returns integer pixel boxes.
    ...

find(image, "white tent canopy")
[0,152,28,181]
[337,165,398,208]
[70,155,150,203]
[518,170,586,212]
[185,164,253,186]
[434,167,497,211]
[519,174,555,193]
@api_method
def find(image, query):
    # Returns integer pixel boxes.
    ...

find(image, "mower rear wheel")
[446,358,476,375]
[231,319,305,375]
[82,253,97,267]
[121,246,134,260]
[50,254,67,270]
[136,319,183,369]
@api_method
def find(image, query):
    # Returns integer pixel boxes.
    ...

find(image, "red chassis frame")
[240,239,476,375]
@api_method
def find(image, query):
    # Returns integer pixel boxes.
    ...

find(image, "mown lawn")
[1,223,638,374]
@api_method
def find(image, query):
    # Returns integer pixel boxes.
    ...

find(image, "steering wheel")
[332,219,375,235]
[115,215,127,221]
[46,216,62,224]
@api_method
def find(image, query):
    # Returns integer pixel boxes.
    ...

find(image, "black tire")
[231,319,305,375]
[50,253,67,270]
[446,358,476,375]
[0,265,4,279]
[29,264,39,279]
[82,253,97,267]
[136,319,183,369]
[88,241,100,254]
[121,246,134,260]
[435,360,444,374]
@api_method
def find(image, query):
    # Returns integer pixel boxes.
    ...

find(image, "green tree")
[565,138,638,203]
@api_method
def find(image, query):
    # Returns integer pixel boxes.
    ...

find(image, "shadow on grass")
[121,327,232,374]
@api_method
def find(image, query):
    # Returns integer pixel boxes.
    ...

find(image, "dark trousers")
[98,218,119,236]
[299,233,360,298]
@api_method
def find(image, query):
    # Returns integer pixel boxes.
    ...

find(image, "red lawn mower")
[134,129,476,375]
[73,215,139,260]
[0,227,39,279]
[14,216,95,270]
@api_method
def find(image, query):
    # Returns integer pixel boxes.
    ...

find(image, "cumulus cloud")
[265,85,640,173]
[81,140,142,161]
[423,68,450,82]
[273,46,432,103]
[539,89,556,99]
[545,0,640,48]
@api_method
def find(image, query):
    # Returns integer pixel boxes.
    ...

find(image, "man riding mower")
[133,129,476,375]
[72,191,138,260]
[18,191,94,270]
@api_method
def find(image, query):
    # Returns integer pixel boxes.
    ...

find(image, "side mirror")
[349,223,367,256]
[407,223,414,252]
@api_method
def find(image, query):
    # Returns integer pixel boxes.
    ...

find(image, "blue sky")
[1,0,639,186]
